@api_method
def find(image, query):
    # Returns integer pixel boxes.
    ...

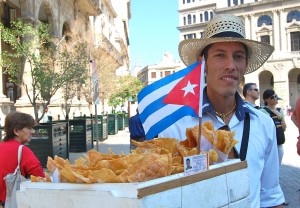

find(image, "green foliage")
[0,20,89,122]
[108,75,144,109]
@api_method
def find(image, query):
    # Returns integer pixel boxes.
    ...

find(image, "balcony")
[77,0,101,16]
[95,34,123,66]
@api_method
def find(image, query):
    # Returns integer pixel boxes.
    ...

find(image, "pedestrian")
[259,89,288,206]
[260,89,287,165]
[242,83,260,108]
[43,107,52,123]
[291,96,300,156]
[0,112,45,208]
[129,108,146,150]
[160,14,285,207]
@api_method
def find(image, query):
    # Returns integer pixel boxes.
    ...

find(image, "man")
[291,96,300,156]
[129,108,146,150]
[242,83,260,108]
[160,14,284,207]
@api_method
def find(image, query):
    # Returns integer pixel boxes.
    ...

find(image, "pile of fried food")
[31,121,238,184]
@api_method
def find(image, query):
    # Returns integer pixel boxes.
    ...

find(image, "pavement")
[68,116,300,207]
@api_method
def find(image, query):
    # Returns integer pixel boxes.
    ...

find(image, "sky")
[129,0,180,70]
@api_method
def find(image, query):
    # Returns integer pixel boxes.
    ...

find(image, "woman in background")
[0,112,45,208]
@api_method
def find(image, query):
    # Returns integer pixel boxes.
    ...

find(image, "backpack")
[263,107,285,145]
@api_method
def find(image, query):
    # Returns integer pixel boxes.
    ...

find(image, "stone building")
[178,0,300,109]
[0,0,130,123]
[137,52,185,86]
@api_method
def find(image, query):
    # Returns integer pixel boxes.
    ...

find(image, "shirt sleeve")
[260,127,285,207]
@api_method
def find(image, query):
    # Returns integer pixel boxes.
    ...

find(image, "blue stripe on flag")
[145,106,197,140]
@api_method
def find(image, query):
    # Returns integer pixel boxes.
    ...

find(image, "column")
[272,10,280,53]
[279,9,287,52]
[250,14,256,41]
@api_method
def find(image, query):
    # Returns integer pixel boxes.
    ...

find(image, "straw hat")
[178,14,274,74]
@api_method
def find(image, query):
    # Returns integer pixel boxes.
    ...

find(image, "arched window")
[241,0,244,4]
[210,12,213,20]
[204,11,209,22]
[258,15,272,27]
[183,17,186,25]
[188,14,192,25]
[183,0,185,4]
[233,0,238,5]
[200,14,203,22]
[193,15,196,23]
[287,11,300,23]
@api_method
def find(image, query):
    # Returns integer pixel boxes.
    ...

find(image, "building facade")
[137,53,185,86]
[178,0,300,109]
[0,0,130,123]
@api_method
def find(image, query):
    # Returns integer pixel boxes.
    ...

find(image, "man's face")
[248,85,260,100]
[205,42,247,98]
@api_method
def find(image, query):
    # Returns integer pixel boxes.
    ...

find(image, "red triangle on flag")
[163,63,202,115]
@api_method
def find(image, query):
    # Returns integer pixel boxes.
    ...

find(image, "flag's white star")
[181,81,198,97]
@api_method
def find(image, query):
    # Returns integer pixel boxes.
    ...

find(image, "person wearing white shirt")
[160,14,284,207]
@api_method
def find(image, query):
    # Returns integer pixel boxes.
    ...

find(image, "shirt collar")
[202,88,257,121]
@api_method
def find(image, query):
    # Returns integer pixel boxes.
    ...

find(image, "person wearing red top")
[0,112,45,207]
[292,97,300,156]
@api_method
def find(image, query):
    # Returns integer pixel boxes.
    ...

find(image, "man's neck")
[245,97,255,105]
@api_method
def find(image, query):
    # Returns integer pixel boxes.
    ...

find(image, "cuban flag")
[138,61,205,140]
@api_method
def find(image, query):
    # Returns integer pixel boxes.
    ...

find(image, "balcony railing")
[77,0,101,16]
[96,34,123,65]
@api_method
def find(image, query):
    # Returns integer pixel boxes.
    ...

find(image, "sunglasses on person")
[250,88,259,92]
[269,95,278,100]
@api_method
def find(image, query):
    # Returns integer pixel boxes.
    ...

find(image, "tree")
[0,20,89,122]
[108,75,144,111]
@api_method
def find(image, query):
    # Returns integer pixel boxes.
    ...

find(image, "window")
[187,0,190,3]
[183,17,186,25]
[210,12,213,20]
[287,11,300,23]
[258,15,272,27]
[291,32,300,51]
[188,14,192,24]
[260,35,270,44]
[228,0,231,7]
[200,32,205,38]
[204,11,209,22]
[184,33,196,39]
[151,72,156,79]
[165,71,171,76]
[193,15,196,23]
[233,0,238,5]
[200,14,203,22]
[241,0,244,4]
[183,0,185,4]
[160,72,163,77]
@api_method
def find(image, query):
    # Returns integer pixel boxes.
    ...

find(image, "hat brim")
[277,97,283,100]
[178,37,274,74]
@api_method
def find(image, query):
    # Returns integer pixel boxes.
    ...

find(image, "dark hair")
[263,89,275,106]
[242,83,256,97]
[3,111,36,141]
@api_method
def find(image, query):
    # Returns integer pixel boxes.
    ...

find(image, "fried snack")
[124,153,172,183]
[30,173,52,182]
[214,129,238,154]
[201,121,215,143]
[208,149,218,164]
[89,168,122,183]
[185,126,199,148]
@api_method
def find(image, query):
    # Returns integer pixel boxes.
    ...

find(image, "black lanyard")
[239,113,250,161]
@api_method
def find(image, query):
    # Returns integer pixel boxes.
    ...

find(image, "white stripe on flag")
[138,78,182,114]
[142,104,182,134]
